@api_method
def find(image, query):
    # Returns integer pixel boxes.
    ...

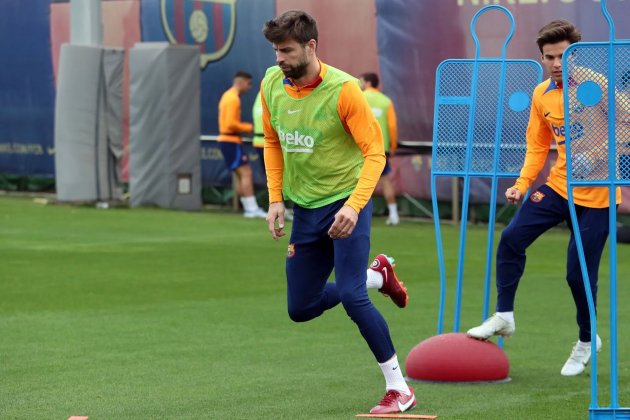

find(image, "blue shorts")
[219,142,249,171]
[381,153,392,176]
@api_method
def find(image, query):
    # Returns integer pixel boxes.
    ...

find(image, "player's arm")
[326,81,385,239]
[512,94,552,198]
[338,81,386,213]
[224,94,253,134]
[387,101,398,153]
[261,81,286,240]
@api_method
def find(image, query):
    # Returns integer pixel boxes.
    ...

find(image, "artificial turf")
[1,196,628,419]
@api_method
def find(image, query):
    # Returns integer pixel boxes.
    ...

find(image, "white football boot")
[466,313,515,340]
[243,207,267,219]
[561,335,602,376]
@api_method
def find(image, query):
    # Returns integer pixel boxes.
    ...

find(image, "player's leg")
[333,200,415,414]
[219,142,263,217]
[560,205,608,376]
[285,204,338,322]
[234,163,253,197]
[231,148,265,218]
[381,155,399,225]
[468,185,564,339]
[236,164,266,218]
[566,205,609,342]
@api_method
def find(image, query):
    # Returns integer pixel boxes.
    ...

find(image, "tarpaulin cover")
[129,43,201,211]
[54,44,124,202]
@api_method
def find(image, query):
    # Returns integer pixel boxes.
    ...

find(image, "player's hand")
[267,202,286,241]
[328,205,358,240]
[505,187,522,205]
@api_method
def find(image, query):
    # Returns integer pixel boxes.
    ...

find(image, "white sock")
[496,311,514,324]
[240,196,259,212]
[378,355,410,395]
[388,203,399,219]
[366,268,383,289]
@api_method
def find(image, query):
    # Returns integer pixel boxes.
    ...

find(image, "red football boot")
[370,254,408,308]
[370,386,416,414]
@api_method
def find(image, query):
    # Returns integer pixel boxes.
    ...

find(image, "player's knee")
[338,291,369,315]
[565,273,597,291]
[565,273,580,288]
[287,305,317,323]
[497,227,523,256]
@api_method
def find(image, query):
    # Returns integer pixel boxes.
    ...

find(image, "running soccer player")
[467,20,621,377]
[261,10,414,414]
[359,72,400,226]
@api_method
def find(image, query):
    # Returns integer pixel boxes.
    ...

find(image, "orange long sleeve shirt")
[513,78,621,208]
[261,62,385,212]
[217,87,253,144]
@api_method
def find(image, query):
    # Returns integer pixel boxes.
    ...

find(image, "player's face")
[236,77,252,93]
[359,78,367,91]
[273,38,315,80]
[541,40,570,84]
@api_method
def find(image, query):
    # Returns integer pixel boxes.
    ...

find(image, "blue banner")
[0,0,56,177]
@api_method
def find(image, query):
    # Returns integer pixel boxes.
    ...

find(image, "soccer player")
[261,10,414,414]
[218,71,266,218]
[467,20,621,377]
[359,72,400,226]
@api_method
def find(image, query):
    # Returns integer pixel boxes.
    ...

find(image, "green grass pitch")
[1,196,628,419]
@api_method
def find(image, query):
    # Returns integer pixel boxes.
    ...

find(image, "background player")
[218,71,266,218]
[359,72,400,225]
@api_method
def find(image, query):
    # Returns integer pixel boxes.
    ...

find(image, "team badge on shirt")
[531,191,545,203]
[287,243,295,258]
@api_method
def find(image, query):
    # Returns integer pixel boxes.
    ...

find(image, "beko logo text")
[278,129,315,151]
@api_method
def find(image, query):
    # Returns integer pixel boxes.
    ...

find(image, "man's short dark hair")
[536,20,581,53]
[234,71,252,80]
[361,73,379,89]
[262,10,318,45]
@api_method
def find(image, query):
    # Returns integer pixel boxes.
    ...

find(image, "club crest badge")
[530,190,545,203]
[160,0,236,69]
[287,243,295,258]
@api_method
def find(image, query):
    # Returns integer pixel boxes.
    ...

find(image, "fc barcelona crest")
[160,0,236,69]
[530,191,545,203]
